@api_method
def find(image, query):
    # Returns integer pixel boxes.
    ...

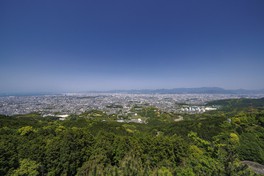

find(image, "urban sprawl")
[1,93,263,118]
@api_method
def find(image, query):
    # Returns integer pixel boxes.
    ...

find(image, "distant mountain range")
[1,87,264,96]
[90,87,264,94]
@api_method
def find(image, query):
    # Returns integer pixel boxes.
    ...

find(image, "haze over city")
[1,0,264,93]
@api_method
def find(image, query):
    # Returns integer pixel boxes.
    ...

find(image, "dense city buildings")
[1,93,263,116]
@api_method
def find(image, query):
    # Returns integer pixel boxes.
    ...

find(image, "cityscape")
[1,93,263,117]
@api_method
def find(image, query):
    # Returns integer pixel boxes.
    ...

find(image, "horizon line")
[1,87,264,95]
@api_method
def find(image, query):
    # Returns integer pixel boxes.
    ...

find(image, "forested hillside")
[1,99,264,175]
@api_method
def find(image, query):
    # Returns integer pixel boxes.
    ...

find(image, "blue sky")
[0,0,264,92]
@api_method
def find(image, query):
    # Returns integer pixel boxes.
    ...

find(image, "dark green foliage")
[0,133,19,175]
[208,98,264,107]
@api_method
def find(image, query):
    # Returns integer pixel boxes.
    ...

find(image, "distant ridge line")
[1,87,264,96]
[86,87,264,94]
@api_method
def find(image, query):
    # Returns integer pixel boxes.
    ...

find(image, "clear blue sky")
[1,0,264,92]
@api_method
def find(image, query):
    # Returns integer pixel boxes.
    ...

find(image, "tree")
[12,159,40,176]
